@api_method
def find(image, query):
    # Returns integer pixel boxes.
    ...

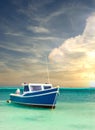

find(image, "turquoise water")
[0,87,95,130]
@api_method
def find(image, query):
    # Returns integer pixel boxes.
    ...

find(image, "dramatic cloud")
[0,0,95,86]
[49,13,95,66]
[49,13,95,86]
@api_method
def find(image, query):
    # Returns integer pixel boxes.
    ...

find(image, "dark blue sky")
[0,0,95,86]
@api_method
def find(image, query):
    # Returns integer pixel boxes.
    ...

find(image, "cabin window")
[30,85,41,91]
[24,85,29,92]
[44,86,51,89]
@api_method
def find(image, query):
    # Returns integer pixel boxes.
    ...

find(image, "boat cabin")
[23,83,53,93]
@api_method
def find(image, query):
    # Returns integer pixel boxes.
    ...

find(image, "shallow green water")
[0,87,95,130]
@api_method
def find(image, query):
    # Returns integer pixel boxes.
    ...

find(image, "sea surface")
[0,86,95,130]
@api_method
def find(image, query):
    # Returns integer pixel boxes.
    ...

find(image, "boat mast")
[46,57,50,83]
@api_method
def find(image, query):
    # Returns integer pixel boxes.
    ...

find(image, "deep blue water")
[0,87,95,130]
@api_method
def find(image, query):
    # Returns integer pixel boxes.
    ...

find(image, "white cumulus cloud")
[49,13,95,72]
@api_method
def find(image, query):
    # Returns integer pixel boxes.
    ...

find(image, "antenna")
[46,57,50,83]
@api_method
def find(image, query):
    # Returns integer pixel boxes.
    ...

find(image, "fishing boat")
[8,83,59,108]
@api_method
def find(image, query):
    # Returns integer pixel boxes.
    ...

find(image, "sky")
[0,0,95,87]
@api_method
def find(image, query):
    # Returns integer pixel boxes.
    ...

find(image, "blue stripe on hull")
[10,88,58,107]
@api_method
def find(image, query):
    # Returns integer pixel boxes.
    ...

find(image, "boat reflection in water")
[9,83,59,108]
